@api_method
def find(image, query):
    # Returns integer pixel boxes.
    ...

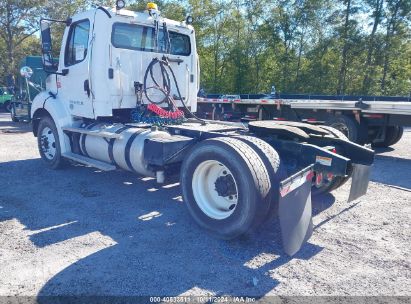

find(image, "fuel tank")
[79,123,171,176]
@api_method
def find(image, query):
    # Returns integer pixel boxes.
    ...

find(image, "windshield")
[112,22,191,56]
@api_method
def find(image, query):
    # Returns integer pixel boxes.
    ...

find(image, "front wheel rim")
[40,126,57,160]
[192,160,239,220]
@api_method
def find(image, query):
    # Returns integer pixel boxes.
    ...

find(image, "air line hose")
[142,57,206,125]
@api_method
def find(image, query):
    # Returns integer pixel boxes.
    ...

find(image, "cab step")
[62,127,121,139]
[62,152,116,171]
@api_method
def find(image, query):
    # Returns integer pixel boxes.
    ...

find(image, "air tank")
[79,123,171,176]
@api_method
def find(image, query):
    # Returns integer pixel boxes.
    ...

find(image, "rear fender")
[267,138,350,177]
[308,136,374,166]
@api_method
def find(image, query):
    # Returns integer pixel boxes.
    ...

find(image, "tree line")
[1,0,410,96]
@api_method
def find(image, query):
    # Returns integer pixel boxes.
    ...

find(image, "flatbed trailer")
[197,94,411,147]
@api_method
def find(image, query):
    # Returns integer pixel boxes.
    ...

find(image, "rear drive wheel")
[37,116,66,169]
[180,137,270,239]
[235,135,286,222]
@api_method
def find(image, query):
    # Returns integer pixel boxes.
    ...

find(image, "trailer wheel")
[180,137,270,239]
[373,126,404,147]
[37,116,66,169]
[235,136,286,222]
[390,126,404,146]
[325,115,367,144]
[320,125,349,141]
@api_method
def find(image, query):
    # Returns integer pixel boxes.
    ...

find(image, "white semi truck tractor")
[31,2,374,255]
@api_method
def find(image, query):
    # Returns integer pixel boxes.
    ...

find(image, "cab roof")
[71,7,193,33]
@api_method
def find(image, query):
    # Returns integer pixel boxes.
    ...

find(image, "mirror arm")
[40,17,72,26]
[44,69,68,76]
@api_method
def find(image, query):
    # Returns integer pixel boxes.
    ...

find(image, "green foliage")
[0,0,45,83]
[0,0,409,95]
[185,0,410,96]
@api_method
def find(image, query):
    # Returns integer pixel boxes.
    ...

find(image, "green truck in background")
[0,87,14,112]
[11,56,47,122]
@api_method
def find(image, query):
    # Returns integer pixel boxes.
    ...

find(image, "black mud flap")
[348,164,371,202]
[279,165,314,256]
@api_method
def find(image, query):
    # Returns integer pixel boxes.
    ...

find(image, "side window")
[65,19,90,66]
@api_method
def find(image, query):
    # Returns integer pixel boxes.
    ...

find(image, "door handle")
[169,58,183,64]
[162,56,183,65]
[84,80,90,97]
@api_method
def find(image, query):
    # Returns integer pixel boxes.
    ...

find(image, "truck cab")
[38,5,199,120]
[30,2,374,257]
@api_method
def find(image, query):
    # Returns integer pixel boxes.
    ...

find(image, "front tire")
[3,101,11,113]
[180,137,271,239]
[37,116,66,169]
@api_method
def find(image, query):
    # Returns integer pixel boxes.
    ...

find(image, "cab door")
[58,18,94,118]
[162,30,196,110]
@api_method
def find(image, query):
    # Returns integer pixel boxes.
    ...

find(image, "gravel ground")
[0,112,410,297]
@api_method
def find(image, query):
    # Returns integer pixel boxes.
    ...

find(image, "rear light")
[363,114,384,119]
[306,171,315,181]
[316,172,323,185]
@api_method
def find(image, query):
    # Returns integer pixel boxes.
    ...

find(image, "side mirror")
[20,66,33,79]
[185,16,193,25]
[40,19,58,73]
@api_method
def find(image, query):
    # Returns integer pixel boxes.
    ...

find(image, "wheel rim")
[192,160,239,220]
[331,122,349,138]
[40,127,57,160]
[5,103,11,112]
